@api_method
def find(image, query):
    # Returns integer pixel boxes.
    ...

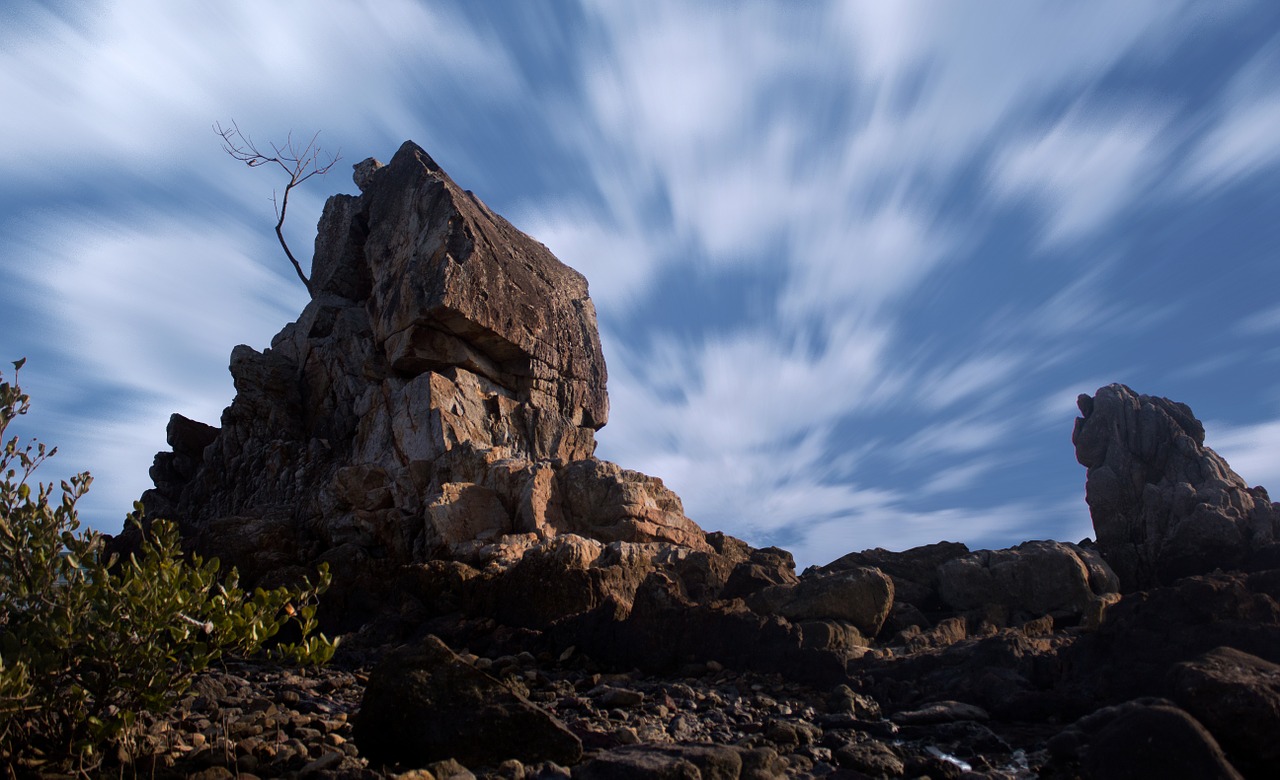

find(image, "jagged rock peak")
[1073,383,1280,591]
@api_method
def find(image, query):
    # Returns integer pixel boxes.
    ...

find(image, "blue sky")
[3,1,1279,567]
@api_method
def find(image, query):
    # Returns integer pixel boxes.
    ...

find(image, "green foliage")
[0,360,338,772]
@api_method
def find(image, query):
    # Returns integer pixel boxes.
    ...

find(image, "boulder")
[720,546,799,600]
[1073,384,1280,590]
[1054,700,1243,780]
[823,541,969,611]
[353,635,582,768]
[748,566,894,638]
[936,540,1119,624]
[1171,646,1280,777]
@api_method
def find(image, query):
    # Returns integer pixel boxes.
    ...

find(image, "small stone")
[891,700,990,725]
[613,726,641,745]
[595,686,645,708]
[427,758,477,779]
[299,750,343,775]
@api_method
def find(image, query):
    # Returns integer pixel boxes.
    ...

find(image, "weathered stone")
[823,541,969,610]
[351,157,383,192]
[937,540,1119,623]
[1068,701,1243,780]
[749,566,894,638]
[123,141,716,628]
[832,740,905,777]
[1171,646,1280,777]
[1074,384,1280,590]
[556,460,710,551]
[890,700,990,725]
[720,547,799,600]
[353,635,581,768]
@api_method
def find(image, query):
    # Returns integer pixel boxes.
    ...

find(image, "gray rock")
[1074,384,1280,590]
[353,635,581,768]
[351,156,383,191]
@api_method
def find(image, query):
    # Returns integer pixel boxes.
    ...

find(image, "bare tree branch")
[214,120,341,295]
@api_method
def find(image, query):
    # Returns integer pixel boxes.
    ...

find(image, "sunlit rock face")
[1073,383,1280,591]
[129,141,707,622]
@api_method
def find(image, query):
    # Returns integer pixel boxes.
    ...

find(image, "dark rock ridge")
[1073,383,1280,591]
[117,145,1280,778]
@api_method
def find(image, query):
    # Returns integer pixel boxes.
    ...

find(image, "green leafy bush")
[0,359,338,772]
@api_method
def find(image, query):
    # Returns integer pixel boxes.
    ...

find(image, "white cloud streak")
[990,108,1169,246]
[1181,37,1280,193]
[1207,418,1280,493]
[0,0,520,184]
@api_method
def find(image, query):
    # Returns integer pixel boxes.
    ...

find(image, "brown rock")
[124,141,714,629]
[1074,701,1243,780]
[749,566,894,638]
[1171,646,1280,776]
[936,540,1118,623]
[576,744,745,780]
[1062,571,1280,703]
[823,541,969,610]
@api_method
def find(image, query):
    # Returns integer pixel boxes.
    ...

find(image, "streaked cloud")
[990,108,1169,246]
[1206,418,1280,492]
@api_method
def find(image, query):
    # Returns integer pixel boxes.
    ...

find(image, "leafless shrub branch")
[214,120,341,294]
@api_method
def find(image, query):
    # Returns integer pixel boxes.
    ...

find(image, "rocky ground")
[116,646,1048,780]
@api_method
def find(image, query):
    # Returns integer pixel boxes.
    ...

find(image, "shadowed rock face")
[1073,383,1280,591]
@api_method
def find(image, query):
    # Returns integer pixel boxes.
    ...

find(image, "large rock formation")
[1073,383,1280,590]
[126,142,900,685]
[131,141,706,623]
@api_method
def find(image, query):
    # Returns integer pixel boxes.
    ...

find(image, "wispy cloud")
[1206,418,1280,493]
[1180,37,1280,193]
[1236,305,1280,335]
[989,108,1169,246]
[0,0,521,184]
[7,211,307,522]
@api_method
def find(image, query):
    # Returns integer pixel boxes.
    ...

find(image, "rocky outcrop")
[127,141,710,624]
[936,540,1119,625]
[1073,383,1280,590]
[124,142,911,700]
